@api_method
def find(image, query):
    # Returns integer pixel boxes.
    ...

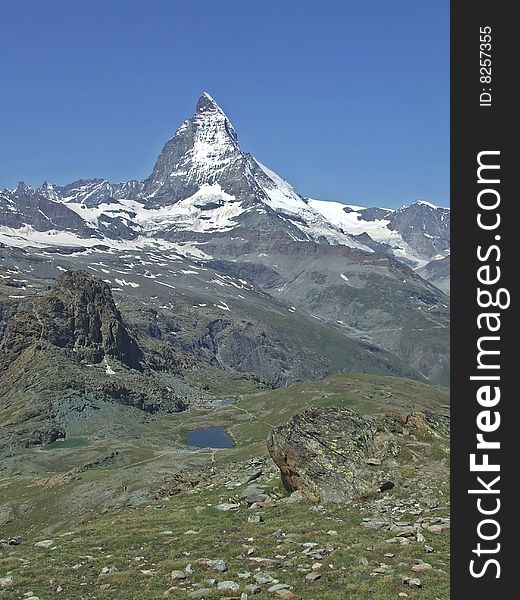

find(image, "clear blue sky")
[0,1,449,208]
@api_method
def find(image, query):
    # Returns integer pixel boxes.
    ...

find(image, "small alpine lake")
[185,427,234,448]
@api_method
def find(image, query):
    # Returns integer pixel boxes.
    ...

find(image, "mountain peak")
[413,200,440,209]
[143,92,243,205]
[403,200,449,212]
[15,181,32,194]
[196,92,224,115]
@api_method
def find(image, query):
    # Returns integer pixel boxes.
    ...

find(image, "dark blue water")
[186,427,233,448]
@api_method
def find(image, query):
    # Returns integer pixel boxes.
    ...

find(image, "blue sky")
[0,1,449,208]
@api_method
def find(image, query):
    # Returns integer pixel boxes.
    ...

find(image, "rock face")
[268,406,449,503]
[0,270,143,371]
[386,201,450,261]
[267,408,381,503]
[190,318,329,387]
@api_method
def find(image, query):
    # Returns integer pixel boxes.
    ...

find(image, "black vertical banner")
[451,1,514,598]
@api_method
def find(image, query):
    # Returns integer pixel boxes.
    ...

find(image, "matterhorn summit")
[143,93,248,206]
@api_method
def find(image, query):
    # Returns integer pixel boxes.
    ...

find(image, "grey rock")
[248,514,263,523]
[253,573,275,584]
[216,503,240,512]
[0,576,14,587]
[244,584,262,595]
[412,560,432,572]
[171,570,187,580]
[188,588,213,599]
[100,566,118,575]
[195,558,227,572]
[34,539,55,549]
[268,408,381,502]
[240,485,268,504]
[217,580,240,592]
[268,583,291,592]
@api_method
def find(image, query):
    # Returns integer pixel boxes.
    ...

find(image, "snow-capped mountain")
[308,198,450,268]
[0,92,448,269]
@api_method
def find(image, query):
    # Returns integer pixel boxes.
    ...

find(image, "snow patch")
[114,278,140,288]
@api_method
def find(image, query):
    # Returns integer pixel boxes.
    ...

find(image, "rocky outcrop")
[0,270,143,371]
[97,213,141,240]
[384,408,450,438]
[268,408,381,502]
[267,407,448,503]
[0,340,189,449]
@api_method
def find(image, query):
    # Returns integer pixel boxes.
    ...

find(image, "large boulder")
[268,406,449,503]
[267,407,388,503]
